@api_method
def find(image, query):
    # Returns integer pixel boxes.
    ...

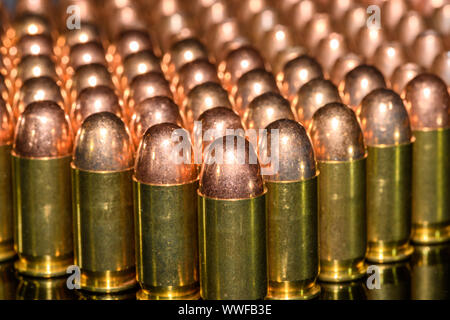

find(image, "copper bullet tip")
[134,122,197,185]
[373,42,406,80]
[397,11,426,47]
[262,119,316,182]
[244,92,295,130]
[123,50,162,83]
[166,38,208,72]
[330,53,363,87]
[13,13,51,38]
[272,46,307,75]
[71,86,123,134]
[130,96,183,147]
[65,23,101,48]
[130,72,172,105]
[73,112,133,171]
[0,99,14,146]
[69,42,107,71]
[221,45,265,87]
[177,59,219,97]
[314,33,348,74]
[359,88,412,146]
[341,64,386,111]
[18,55,57,82]
[295,78,341,128]
[185,82,231,125]
[13,100,73,158]
[17,34,53,58]
[74,63,113,94]
[390,63,424,95]
[412,30,444,69]
[261,24,294,63]
[431,51,450,86]
[199,135,264,199]
[117,30,152,59]
[303,13,332,51]
[403,73,449,130]
[309,102,365,161]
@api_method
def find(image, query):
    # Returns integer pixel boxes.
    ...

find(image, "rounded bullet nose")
[17,34,53,58]
[117,30,152,59]
[403,73,449,130]
[135,122,197,185]
[0,100,14,146]
[261,119,316,182]
[200,135,264,199]
[310,102,365,161]
[18,55,57,82]
[261,24,295,64]
[167,38,208,71]
[343,6,366,41]
[431,51,450,86]
[360,88,411,146]
[341,64,386,111]
[17,76,63,115]
[288,0,316,32]
[130,96,183,147]
[222,45,265,87]
[110,7,146,40]
[373,42,406,79]
[14,14,51,38]
[217,36,252,63]
[412,30,444,69]
[381,0,408,34]
[71,86,122,134]
[74,63,113,94]
[235,68,279,115]
[397,11,426,47]
[432,4,450,35]
[14,100,72,158]
[303,13,332,51]
[207,19,241,56]
[281,55,323,101]
[249,8,279,43]
[197,106,244,141]
[272,46,307,75]
[295,78,341,127]
[73,112,133,171]
[65,23,101,48]
[123,50,162,82]
[202,0,230,30]
[314,33,348,74]
[330,53,363,87]
[16,0,53,17]
[245,92,295,130]
[390,63,424,95]
[178,59,219,96]
[130,72,172,105]
[355,26,385,61]
[69,42,106,70]
[186,82,231,125]
[234,0,267,23]
[157,13,194,53]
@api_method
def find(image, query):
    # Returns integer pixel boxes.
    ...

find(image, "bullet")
[0,261,18,300]
[218,45,265,92]
[390,63,424,95]
[342,6,366,43]
[64,23,101,48]
[134,123,199,300]
[72,112,136,292]
[157,13,195,54]
[12,101,73,277]
[272,46,307,76]
[128,72,172,112]
[116,30,152,59]
[403,74,450,244]
[261,119,320,300]
[123,50,162,85]
[207,19,241,57]
[198,135,266,299]
[13,14,51,39]
[14,76,64,117]
[234,68,279,117]
[16,275,76,300]
[0,100,14,262]
[279,55,323,103]
[261,25,294,64]
[249,8,279,44]
[288,0,316,32]
[108,7,146,41]
[233,0,266,23]
[175,59,219,105]
[16,34,53,59]
[72,63,113,97]
[16,0,54,18]
[320,281,366,300]
[381,0,408,37]
[397,11,426,47]
[360,88,414,263]
[77,288,137,300]
[340,64,386,112]
[373,42,406,80]
[314,33,347,75]
[216,36,251,64]
[69,42,107,71]
[17,55,57,84]
[184,82,231,130]
[412,30,444,69]
[303,14,332,51]
[294,78,341,129]
[365,262,411,300]
[129,96,183,147]
[411,244,450,300]
[244,92,295,131]
[162,38,208,80]
[355,26,385,62]
[431,51,450,86]
[201,0,230,31]
[71,86,124,134]
[309,102,367,282]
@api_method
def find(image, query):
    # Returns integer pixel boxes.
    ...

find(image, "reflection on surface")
[0,260,18,300]
[76,288,137,300]
[411,244,450,300]
[16,275,77,300]
[320,280,366,300]
[365,262,411,300]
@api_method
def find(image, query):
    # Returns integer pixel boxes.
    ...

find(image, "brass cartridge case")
[72,168,136,293]
[12,155,73,277]
[366,144,414,262]
[134,181,199,300]
[411,129,450,244]
[265,179,319,300]
[317,159,367,282]
[0,144,14,262]
[198,192,267,300]
[16,275,76,300]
